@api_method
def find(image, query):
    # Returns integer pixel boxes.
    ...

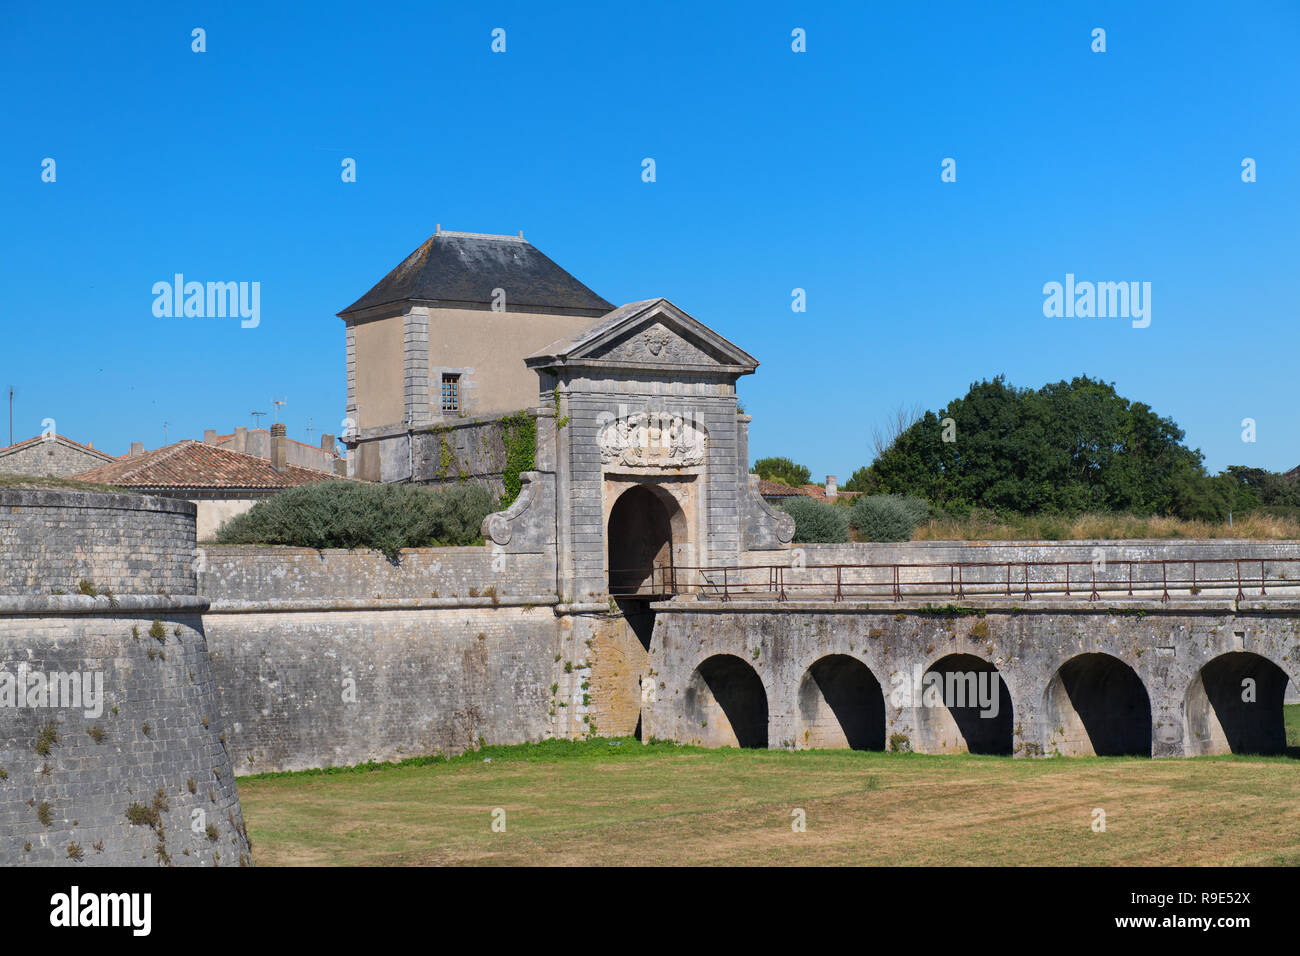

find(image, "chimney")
[321,433,335,453]
[129,441,144,457]
[271,423,287,471]
[233,426,247,453]
[825,475,838,499]
[203,429,217,445]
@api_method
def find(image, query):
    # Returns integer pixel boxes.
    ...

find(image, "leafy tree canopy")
[854,375,1221,517]
[751,456,811,488]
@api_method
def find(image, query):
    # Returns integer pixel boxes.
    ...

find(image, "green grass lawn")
[236,708,1300,866]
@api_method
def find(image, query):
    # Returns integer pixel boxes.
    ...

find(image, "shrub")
[850,495,929,542]
[214,482,494,558]
[779,498,849,543]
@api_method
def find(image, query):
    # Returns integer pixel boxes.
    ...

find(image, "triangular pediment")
[525,298,758,373]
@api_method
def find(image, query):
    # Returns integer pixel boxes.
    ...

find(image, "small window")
[441,373,461,413]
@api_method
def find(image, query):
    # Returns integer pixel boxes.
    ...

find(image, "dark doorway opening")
[608,485,673,597]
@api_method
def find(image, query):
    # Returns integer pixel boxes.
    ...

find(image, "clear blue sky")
[3,1,1297,478]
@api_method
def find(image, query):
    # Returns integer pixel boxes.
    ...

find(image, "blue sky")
[2,1,1297,478]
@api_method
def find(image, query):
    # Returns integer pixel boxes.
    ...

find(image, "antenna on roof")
[250,410,267,428]
[271,397,287,423]
[6,385,13,446]
[305,417,314,443]
[163,421,169,444]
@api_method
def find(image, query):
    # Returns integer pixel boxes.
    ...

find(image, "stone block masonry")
[0,489,196,596]
[0,488,248,866]
[199,545,565,772]
[204,606,559,773]
[199,545,556,606]
[0,439,113,479]
[0,600,249,866]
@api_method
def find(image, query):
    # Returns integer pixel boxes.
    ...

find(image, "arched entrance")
[914,654,1014,755]
[1044,653,1151,757]
[683,654,769,748]
[607,484,683,598]
[604,482,690,742]
[796,655,886,750]
[1185,652,1290,755]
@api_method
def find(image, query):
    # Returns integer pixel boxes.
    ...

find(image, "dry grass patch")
[236,736,1300,867]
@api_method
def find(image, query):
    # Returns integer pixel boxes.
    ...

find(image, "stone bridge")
[642,595,1300,758]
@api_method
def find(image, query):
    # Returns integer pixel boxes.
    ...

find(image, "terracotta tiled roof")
[756,479,807,498]
[755,478,859,502]
[0,434,116,462]
[72,440,345,491]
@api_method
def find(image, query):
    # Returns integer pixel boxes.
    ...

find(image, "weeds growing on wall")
[214,482,494,559]
[499,411,536,509]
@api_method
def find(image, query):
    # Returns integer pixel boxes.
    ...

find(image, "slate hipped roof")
[338,230,615,317]
[72,441,344,492]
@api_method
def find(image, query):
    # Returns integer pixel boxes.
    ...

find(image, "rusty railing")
[610,557,1300,604]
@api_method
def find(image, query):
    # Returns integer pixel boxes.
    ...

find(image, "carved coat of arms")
[598,411,707,467]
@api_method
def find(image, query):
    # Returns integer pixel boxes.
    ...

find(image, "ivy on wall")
[499,411,536,509]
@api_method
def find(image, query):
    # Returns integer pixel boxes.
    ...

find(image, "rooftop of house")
[756,478,807,499]
[211,429,340,457]
[756,478,861,502]
[73,440,346,491]
[338,228,615,317]
[0,433,116,463]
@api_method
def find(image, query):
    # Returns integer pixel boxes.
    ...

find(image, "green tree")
[751,456,811,488]
[852,375,1215,518]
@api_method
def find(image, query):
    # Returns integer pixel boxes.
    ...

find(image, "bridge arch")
[914,653,1014,755]
[682,654,768,748]
[1043,653,1151,757]
[1185,652,1290,755]
[795,655,886,751]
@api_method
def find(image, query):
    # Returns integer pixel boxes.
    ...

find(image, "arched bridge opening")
[683,654,768,749]
[1044,653,1152,757]
[914,654,1013,755]
[796,655,885,750]
[1185,652,1290,756]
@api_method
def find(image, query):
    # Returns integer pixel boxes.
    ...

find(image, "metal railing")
[614,558,1300,604]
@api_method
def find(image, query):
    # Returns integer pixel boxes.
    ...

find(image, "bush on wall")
[849,494,929,542]
[778,497,850,543]
[215,481,494,558]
